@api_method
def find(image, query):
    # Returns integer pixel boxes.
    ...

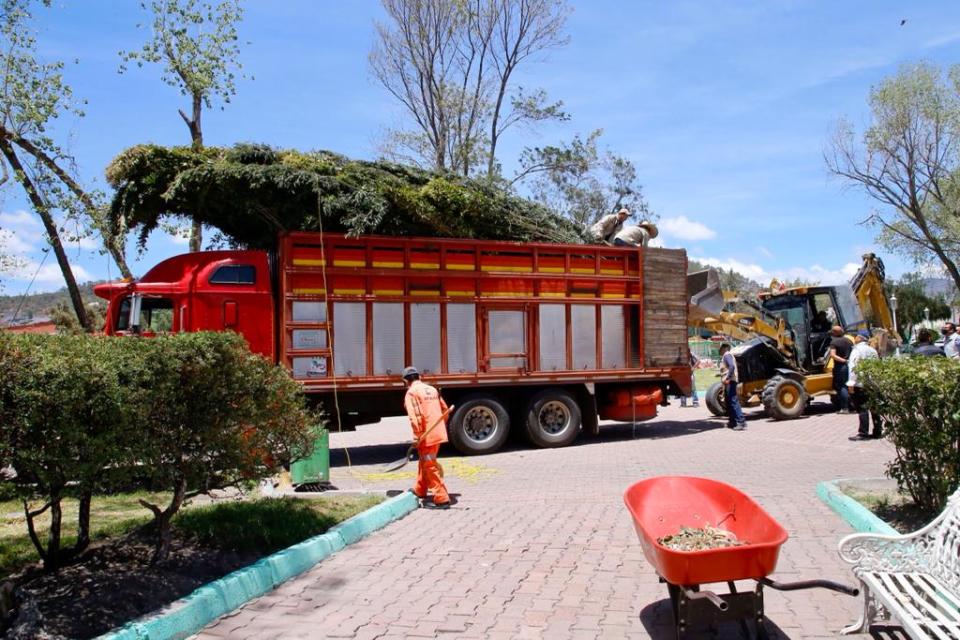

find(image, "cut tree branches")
[106,143,587,248]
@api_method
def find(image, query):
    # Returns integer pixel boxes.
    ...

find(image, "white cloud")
[693,256,769,281]
[7,259,95,286]
[0,209,43,253]
[757,246,773,259]
[659,215,717,241]
[692,256,860,286]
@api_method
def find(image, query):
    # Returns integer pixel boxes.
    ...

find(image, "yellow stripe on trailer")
[292,259,326,267]
[292,288,326,295]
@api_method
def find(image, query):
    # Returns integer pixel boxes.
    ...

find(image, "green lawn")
[0,491,382,578]
[694,367,721,392]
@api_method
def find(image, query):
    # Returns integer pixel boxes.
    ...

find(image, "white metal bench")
[838,487,960,639]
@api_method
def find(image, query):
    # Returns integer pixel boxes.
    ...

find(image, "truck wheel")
[524,389,581,448]
[704,382,726,416]
[448,395,510,455]
[761,376,807,420]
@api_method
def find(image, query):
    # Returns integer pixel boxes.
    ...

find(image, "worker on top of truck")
[402,366,451,510]
[589,207,631,244]
[613,222,659,248]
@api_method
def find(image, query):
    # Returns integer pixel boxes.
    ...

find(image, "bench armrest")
[838,531,935,574]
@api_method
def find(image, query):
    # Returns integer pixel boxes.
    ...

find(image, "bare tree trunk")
[3,129,133,279]
[0,137,91,331]
[180,93,204,252]
[141,478,187,564]
[73,490,92,556]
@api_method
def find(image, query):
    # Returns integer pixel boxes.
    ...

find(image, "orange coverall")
[403,379,450,505]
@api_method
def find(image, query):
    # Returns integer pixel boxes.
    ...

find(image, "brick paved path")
[196,401,898,639]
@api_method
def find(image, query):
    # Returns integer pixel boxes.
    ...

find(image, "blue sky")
[2,0,960,295]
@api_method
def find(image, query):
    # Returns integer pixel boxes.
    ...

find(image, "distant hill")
[922,277,958,301]
[0,282,104,326]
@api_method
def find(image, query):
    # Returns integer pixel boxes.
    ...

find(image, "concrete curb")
[97,492,418,640]
[816,479,899,536]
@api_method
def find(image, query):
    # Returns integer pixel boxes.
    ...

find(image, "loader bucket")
[688,268,724,322]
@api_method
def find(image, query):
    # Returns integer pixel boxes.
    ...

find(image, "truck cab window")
[209,265,256,285]
[116,297,175,333]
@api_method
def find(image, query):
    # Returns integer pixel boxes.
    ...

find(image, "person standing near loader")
[719,343,746,430]
[402,366,451,509]
[829,326,853,413]
[847,330,882,441]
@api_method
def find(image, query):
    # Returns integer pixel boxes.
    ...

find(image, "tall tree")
[516,129,651,227]
[370,0,569,178]
[827,62,960,293]
[120,0,246,252]
[0,0,133,330]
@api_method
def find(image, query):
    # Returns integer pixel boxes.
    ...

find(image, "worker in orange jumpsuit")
[402,366,451,509]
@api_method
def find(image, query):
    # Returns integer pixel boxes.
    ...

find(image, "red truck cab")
[95,250,275,358]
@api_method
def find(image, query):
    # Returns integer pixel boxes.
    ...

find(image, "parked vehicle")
[95,232,696,455]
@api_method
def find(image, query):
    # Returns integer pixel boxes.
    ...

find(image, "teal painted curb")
[816,479,899,536]
[97,492,419,640]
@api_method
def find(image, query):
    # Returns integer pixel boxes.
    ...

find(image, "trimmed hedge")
[859,356,960,513]
[0,332,320,568]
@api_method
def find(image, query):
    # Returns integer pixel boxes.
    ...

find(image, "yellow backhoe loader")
[689,253,899,420]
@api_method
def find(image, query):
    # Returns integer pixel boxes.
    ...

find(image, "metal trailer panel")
[602,305,626,369]
[538,304,566,371]
[292,300,326,322]
[410,303,441,374]
[292,355,328,379]
[334,302,367,376]
[571,304,597,370]
[373,303,404,376]
[488,309,526,369]
[447,303,477,373]
[292,329,326,350]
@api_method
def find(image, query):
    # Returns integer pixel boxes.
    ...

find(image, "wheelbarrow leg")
[754,582,768,640]
[666,582,688,640]
[728,582,752,639]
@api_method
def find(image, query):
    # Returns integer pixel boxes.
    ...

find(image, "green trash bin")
[290,429,330,485]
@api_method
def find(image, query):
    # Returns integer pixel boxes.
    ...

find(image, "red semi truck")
[95,232,693,455]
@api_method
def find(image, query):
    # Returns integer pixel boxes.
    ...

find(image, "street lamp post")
[925,306,930,323]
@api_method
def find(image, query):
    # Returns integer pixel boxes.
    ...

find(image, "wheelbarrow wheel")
[704,382,725,416]
[761,376,807,420]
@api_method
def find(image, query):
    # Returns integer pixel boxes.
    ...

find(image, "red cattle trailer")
[95,232,692,455]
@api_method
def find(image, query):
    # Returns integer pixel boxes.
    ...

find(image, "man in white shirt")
[588,208,631,244]
[942,322,960,359]
[847,329,882,441]
[613,221,659,248]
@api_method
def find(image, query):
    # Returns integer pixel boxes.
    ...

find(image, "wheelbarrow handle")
[758,577,860,597]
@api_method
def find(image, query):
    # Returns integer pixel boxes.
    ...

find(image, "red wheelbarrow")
[624,476,858,639]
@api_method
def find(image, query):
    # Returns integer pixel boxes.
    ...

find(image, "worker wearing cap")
[588,207,631,245]
[847,329,882,441]
[613,221,659,248]
[401,366,451,509]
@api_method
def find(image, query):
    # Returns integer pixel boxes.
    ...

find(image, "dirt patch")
[3,529,260,639]
[838,478,935,534]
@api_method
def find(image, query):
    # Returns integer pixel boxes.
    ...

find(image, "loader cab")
[759,285,866,371]
[94,250,275,359]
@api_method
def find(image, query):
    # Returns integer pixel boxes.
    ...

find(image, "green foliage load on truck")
[106,143,588,249]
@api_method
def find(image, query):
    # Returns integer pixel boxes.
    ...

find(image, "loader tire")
[704,382,726,417]
[761,376,807,420]
[448,395,510,455]
[524,389,581,448]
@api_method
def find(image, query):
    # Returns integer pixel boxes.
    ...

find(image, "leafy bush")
[127,332,320,562]
[0,332,320,569]
[860,356,960,513]
[0,334,139,569]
